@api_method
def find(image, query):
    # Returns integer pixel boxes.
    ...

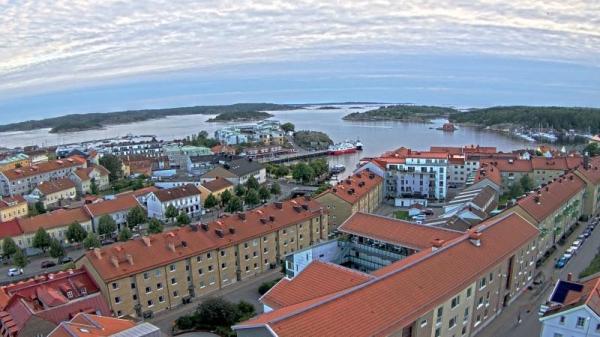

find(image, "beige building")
[198,177,234,203]
[77,197,328,318]
[0,153,30,173]
[31,178,77,209]
[315,169,383,233]
[0,195,28,222]
[70,165,111,194]
[573,157,600,217]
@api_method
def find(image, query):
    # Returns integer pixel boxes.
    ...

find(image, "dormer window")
[66,291,73,299]
[80,287,87,295]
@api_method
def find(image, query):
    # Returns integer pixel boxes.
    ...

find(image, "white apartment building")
[146,184,202,220]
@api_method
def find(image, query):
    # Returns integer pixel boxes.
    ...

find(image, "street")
[478,217,600,337]
[0,247,85,285]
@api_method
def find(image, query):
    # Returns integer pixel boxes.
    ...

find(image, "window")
[173,291,179,297]
[66,291,73,299]
[131,283,136,289]
[147,300,154,307]
[114,296,121,303]
[133,294,137,301]
[448,316,456,329]
[420,319,427,327]
[559,316,565,325]
[157,283,163,290]
[196,256,202,262]
[222,263,227,269]
[155,269,161,277]
[435,328,441,337]
[170,264,176,272]
[143,272,149,280]
[111,282,119,290]
[466,287,472,298]
[464,307,469,320]
[576,317,586,329]
[159,296,165,303]
[479,277,487,289]
[220,251,226,257]
[198,268,203,275]
[208,265,213,271]
[171,277,177,285]
[207,252,212,259]
[489,272,493,283]
[436,307,443,324]
[451,295,460,309]
[145,286,151,293]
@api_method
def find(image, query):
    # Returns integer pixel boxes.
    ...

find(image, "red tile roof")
[339,212,463,250]
[474,163,502,187]
[17,208,91,234]
[35,178,76,195]
[0,219,24,239]
[324,170,382,204]
[236,212,539,337]
[202,177,234,192]
[261,261,373,310]
[531,157,582,171]
[73,165,110,182]
[48,313,137,337]
[0,157,85,181]
[576,157,600,185]
[517,172,585,222]
[84,195,140,218]
[153,184,201,202]
[481,158,533,172]
[0,195,26,211]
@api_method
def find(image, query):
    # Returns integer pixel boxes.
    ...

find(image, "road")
[478,217,600,337]
[0,247,85,284]
[148,269,282,335]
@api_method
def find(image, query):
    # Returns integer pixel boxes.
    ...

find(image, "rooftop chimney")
[126,254,134,265]
[229,227,236,234]
[260,218,268,224]
[469,231,482,247]
[431,238,445,250]
[534,196,541,204]
[275,202,283,209]
[110,256,119,268]
[567,273,573,281]
[142,236,151,247]
[93,248,102,260]
[201,223,209,231]
[168,242,176,252]
[238,212,246,220]
[269,215,275,222]
[215,228,224,238]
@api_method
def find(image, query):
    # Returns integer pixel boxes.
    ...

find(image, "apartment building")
[234,211,539,337]
[30,177,77,209]
[84,195,141,232]
[70,165,110,194]
[0,157,86,196]
[146,184,202,220]
[0,195,28,222]
[531,157,582,186]
[574,156,600,217]
[77,197,328,318]
[199,177,234,202]
[0,153,30,172]
[48,313,161,337]
[315,170,383,233]
[97,137,163,158]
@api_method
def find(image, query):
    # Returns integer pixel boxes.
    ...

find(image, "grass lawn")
[580,253,600,278]
[394,210,410,220]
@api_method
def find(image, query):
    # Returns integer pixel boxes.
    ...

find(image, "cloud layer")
[1,0,599,98]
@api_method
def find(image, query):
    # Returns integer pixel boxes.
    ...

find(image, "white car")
[572,240,582,248]
[7,268,23,277]
[566,247,578,255]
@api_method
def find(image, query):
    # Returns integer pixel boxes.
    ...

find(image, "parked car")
[7,268,23,277]
[572,240,583,248]
[101,239,115,246]
[58,256,73,264]
[577,234,586,241]
[583,230,592,238]
[41,260,56,268]
[555,256,569,269]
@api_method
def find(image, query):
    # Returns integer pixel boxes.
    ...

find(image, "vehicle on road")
[41,260,56,268]
[555,256,569,269]
[566,246,578,255]
[101,239,115,246]
[58,256,73,264]
[572,240,582,248]
[583,230,592,238]
[7,268,23,277]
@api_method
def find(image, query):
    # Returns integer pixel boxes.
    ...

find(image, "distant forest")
[342,105,458,121]
[0,103,294,133]
[207,110,273,122]
[450,106,600,133]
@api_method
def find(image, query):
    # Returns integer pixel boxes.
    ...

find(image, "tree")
[148,218,164,234]
[35,201,46,215]
[13,249,27,268]
[292,162,315,184]
[118,228,132,242]
[313,183,332,196]
[90,178,99,195]
[235,184,246,197]
[195,298,240,328]
[98,215,117,237]
[508,182,525,199]
[66,222,87,243]
[244,189,260,206]
[220,189,232,207]
[281,122,295,133]
[309,159,329,177]
[165,204,179,222]
[274,165,289,178]
[127,206,147,229]
[2,237,18,259]
[225,196,243,213]
[520,174,534,192]
[176,212,191,226]
[204,194,218,209]
[49,239,65,259]
[584,142,600,156]
[245,176,260,190]
[83,233,101,249]
[32,228,52,253]
[270,182,281,195]
[99,154,123,181]
[258,186,270,202]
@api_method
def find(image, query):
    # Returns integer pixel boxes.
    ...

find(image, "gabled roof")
[18,208,91,234]
[152,184,201,202]
[261,261,373,310]
[319,170,382,204]
[201,166,237,179]
[236,212,539,337]
[474,163,502,187]
[0,219,24,239]
[84,195,140,218]
[0,195,26,210]
[576,157,600,185]
[532,157,582,171]
[224,158,264,177]
[339,212,463,250]
[1,157,85,181]
[35,178,76,195]
[202,177,234,192]
[481,158,533,172]
[48,313,141,337]
[517,172,586,222]
[543,275,600,318]
[72,165,110,182]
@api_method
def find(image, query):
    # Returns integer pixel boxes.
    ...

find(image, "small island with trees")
[292,130,334,150]
[342,105,458,122]
[207,110,274,123]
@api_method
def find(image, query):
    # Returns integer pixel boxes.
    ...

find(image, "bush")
[258,278,281,295]
[175,315,196,330]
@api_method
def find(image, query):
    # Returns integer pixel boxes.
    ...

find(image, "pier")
[257,150,329,164]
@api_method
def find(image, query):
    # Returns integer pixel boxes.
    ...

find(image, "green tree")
[83,233,101,249]
[176,212,191,226]
[220,189,232,207]
[118,227,132,242]
[165,204,179,222]
[244,189,260,206]
[32,228,52,253]
[309,159,329,177]
[584,142,600,156]
[90,178,99,195]
[235,184,246,197]
[195,298,240,328]
[132,178,144,190]
[66,222,87,243]
[127,206,147,229]
[13,249,27,268]
[204,194,218,209]
[49,239,65,259]
[2,237,18,259]
[519,174,534,192]
[508,182,525,199]
[99,154,123,181]
[225,196,243,213]
[35,201,46,215]
[98,215,117,236]
[270,182,281,195]
[258,186,270,202]
[313,183,332,196]
[292,162,315,184]
[245,176,260,190]
[274,165,290,178]
[148,218,164,234]
[281,122,295,133]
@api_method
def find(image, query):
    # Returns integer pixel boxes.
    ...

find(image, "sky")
[0,0,599,123]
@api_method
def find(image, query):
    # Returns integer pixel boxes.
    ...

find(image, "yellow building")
[76,197,328,318]
[0,153,30,173]
[31,178,77,209]
[198,177,234,204]
[315,169,383,233]
[0,195,28,223]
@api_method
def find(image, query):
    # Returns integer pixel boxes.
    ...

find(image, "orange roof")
[339,213,463,250]
[35,178,76,195]
[17,208,91,234]
[85,197,325,281]
[577,157,600,185]
[0,219,24,239]
[474,163,502,186]
[261,261,373,310]
[48,313,136,337]
[236,212,539,336]
[325,170,382,204]
[84,195,140,218]
[481,158,533,172]
[0,195,26,210]
[531,157,582,171]
[153,184,201,202]
[430,145,497,155]
[0,157,85,181]
[202,177,234,192]
[517,172,586,222]
[73,165,109,181]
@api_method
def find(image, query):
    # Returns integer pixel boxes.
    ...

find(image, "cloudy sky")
[1,0,599,122]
